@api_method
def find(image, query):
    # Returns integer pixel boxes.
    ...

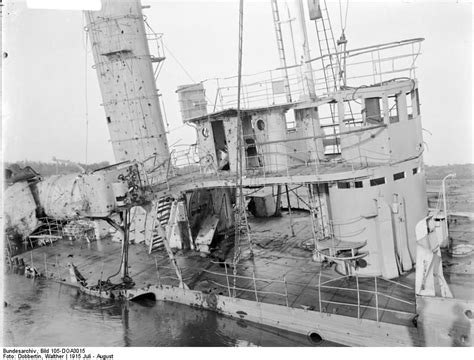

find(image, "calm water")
[2,273,337,347]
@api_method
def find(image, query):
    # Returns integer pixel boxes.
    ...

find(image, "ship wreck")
[3,0,473,347]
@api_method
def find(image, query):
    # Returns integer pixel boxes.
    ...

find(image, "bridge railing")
[199,38,423,111]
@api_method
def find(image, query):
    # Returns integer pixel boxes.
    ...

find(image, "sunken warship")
[3,0,473,347]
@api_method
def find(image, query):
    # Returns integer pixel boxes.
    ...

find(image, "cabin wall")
[340,125,390,165]
[388,116,423,162]
[339,85,422,167]
[251,110,288,172]
[196,120,218,173]
[285,131,308,167]
[295,107,325,163]
[328,159,428,278]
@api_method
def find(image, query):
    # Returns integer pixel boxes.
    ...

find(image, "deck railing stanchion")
[356,272,360,319]
[252,270,259,302]
[99,261,104,293]
[284,275,289,307]
[285,185,295,237]
[224,262,231,297]
[44,254,47,277]
[30,252,34,270]
[375,276,379,323]
[154,256,161,286]
[55,254,60,280]
[318,271,323,314]
[377,50,382,83]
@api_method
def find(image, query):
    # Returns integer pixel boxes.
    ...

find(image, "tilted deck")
[11,211,435,327]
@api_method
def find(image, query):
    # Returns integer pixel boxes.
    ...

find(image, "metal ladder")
[308,184,328,240]
[313,0,341,93]
[148,197,173,254]
[312,1,342,154]
[270,0,292,103]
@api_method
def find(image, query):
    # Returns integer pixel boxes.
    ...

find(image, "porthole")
[256,119,265,131]
[307,331,323,345]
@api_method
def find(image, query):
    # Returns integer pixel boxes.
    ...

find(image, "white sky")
[2,0,473,166]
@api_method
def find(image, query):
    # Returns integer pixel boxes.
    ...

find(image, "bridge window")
[388,96,399,124]
[337,181,351,189]
[393,172,405,181]
[407,89,420,119]
[370,177,385,186]
[412,167,420,175]
[355,181,363,188]
[364,97,383,124]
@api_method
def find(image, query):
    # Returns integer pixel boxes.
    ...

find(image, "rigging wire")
[162,43,214,107]
[163,43,196,83]
[83,13,90,165]
[338,0,349,33]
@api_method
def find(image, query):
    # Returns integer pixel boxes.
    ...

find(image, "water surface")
[3,273,337,347]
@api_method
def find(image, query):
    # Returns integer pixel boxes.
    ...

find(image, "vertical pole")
[284,276,289,307]
[56,254,60,280]
[154,256,161,286]
[274,185,282,217]
[30,252,34,269]
[375,276,379,324]
[233,0,245,298]
[286,185,295,237]
[224,263,231,297]
[44,254,48,277]
[442,173,456,249]
[100,261,104,292]
[296,0,316,99]
[122,208,130,280]
[318,271,322,313]
[356,272,360,319]
[252,270,259,302]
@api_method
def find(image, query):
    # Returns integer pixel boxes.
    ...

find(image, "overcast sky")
[2,0,472,166]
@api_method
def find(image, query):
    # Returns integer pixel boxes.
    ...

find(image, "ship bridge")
[136,37,427,280]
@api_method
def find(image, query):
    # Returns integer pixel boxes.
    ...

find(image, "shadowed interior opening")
[308,332,323,344]
[131,292,157,306]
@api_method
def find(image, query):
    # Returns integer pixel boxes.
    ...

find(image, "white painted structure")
[86,0,169,170]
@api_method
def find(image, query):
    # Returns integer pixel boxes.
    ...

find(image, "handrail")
[196,263,415,323]
[255,124,386,147]
[196,37,422,111]
[306,38,424,64]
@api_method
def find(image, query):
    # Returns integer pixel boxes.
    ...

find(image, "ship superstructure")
[3,0,473,347]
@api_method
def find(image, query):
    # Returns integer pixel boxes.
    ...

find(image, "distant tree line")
[5,160,110,177]
[4,160,473,180]
[425,163,473,180]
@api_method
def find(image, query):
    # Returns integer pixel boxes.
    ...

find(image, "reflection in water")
[3,274,339,347]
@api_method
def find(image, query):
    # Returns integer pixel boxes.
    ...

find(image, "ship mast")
[296,0,317,100]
